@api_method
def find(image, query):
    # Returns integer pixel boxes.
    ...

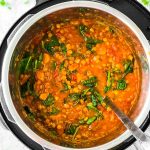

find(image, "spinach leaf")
[79,119,85,125]
[51,61,57,70]
[69,93,81,101]
[86,37,103,51]
[90,88,103,104]
[123,59,134,76]
[42,94,55,106]
[19,56,32,74]
[33,53,43,71]
[45,35,60,55]
[49,129,58,139]
[65,124,78,135]
[60,60,65,71]
[79,24,88,37]
[104,70,113,93]
[49,107,60,115]
[80,88,90,101]
[61,82,70,92]
[83,76,97,87]
[87,103,99,113]
[91,94,97,107]
[86,116,97,125]
[60,43,67,55]
[20,81,28,98]
[23,106,35,121]
[117,79,127,90]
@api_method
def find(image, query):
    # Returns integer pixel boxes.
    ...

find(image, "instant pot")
[0,0,150,150]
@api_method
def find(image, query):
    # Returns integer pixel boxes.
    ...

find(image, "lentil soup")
[12,8,142,148]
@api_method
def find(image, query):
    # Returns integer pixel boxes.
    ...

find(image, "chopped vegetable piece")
[60,43,67,55]
[83,76,97,87]
[65,124,78,135]
[91,94,97,107]
[61,82,70,92]
[86,116,97,125]
[20,81,28,98]
[79,119,85,125]
[117,79,127,90]
[86,37,103,51]
[23,106,35,121]
[87,103,99,113]
[49,107,60,115]
[60,60,65,71]
[42,94,55,106]
[69,93,81,101]
[104,70,113,93]
[19,56,32,73]
[80,88,90,101]
[45,35,60,55]
[51,61,57,70]
[90,88,103,104]
[79,24,88,37]
[123,59,134,76]
[49,129,58,139]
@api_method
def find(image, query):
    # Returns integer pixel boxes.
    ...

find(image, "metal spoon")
[104,96,150,150]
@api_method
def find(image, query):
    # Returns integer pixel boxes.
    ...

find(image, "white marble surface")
[0,0,150,150]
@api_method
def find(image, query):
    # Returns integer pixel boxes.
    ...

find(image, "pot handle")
[0,83,16,124]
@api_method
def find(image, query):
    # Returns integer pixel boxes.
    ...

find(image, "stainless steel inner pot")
[0,1,150,150]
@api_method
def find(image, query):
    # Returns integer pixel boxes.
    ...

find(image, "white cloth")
[0,0,149,150]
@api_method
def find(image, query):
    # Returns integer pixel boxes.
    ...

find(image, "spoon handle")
[104,97,150,150]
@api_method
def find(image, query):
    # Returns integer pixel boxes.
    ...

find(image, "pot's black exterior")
[0,0,150,150]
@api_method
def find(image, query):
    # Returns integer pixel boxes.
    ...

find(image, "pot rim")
[1,1,150,150]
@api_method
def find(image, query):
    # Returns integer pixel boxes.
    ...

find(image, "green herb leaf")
[23,106,35,121]
[80,88,90,101]
[60,60,65,71]
[104,70,113,93]
[87,103,104,119]
[51,61,57,70]
[61,82,70,92]
[79,119,85,125]
[69,93,81,101]
[83,76,97,87]
[90,88,103,104]
[86,37,103,51]
[49,107,60,115]
[87,103,99,113]
[123,59,134,76]
[86,116,97,125]
[79,24,88,37]
[60,43,67,55]
[42,94,55,106]
[45,35,60,55]
[20,81,28,98]
[117,79,127,90]
[91,94,97,107]
[33,53,43,71]
[49,129,58,139]
[65,124,78,135]
[19,56,32,74]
